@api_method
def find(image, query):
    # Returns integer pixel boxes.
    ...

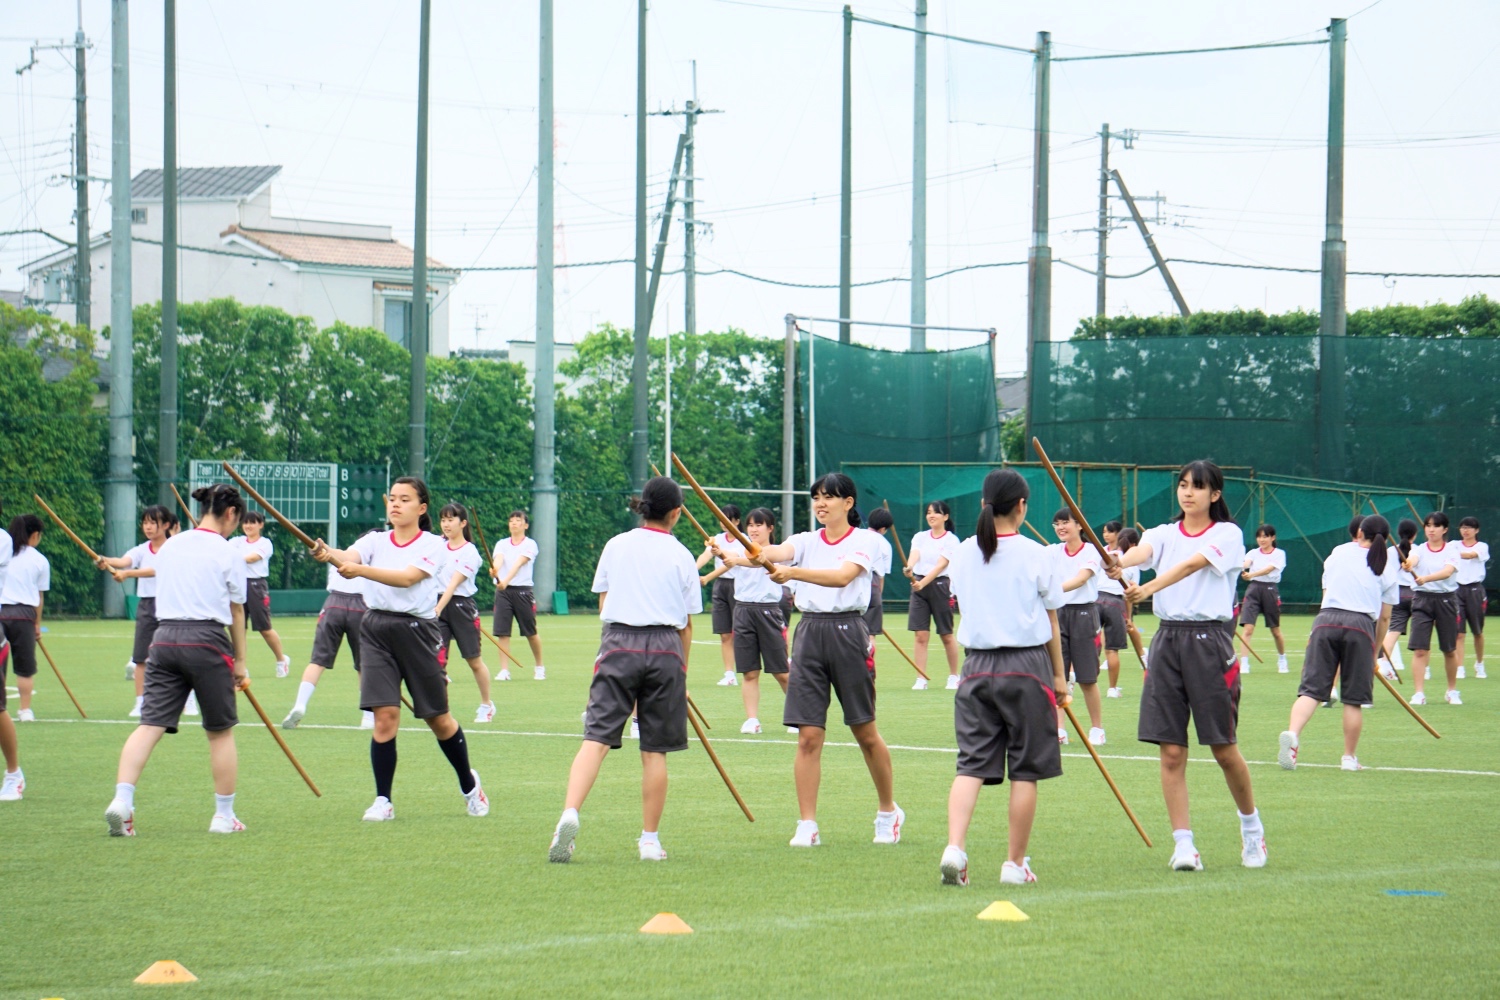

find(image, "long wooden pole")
[1234,625,1265,663]
[170,483,197,528]
[478,621,529,671]
[1030,438,1114,568]
[653,463,712,543]
[670,454,761,559]
[882,500,911,569]
[686,691,711,730]
[1062,702,1151,847]
[221,462,318,549]
[685,696,753,822]
[33,494,103,562]
[1373,657,1440,739]
[35,639,86,718]
[240,682,321,796]
[470,508,496,578]
[881,628,929,681]
[1023,519,1051,546]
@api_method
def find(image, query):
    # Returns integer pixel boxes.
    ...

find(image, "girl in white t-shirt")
[435,503,494,724]
[905,501,962,690]
[97,504,176,718]
[232,513,291,678]
[717,508,793,735]
[696,505,742,688]
[491,510,545,681]
[0,515,50,722]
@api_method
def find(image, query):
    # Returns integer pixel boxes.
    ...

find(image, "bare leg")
[498,634,514,666]
[1210,743,1256,815]
[1475,631,1485,663]
[1007,780,1039,865]
[794,726,826,821]
[424,711,459,740]
[1106,649,1120,690]
[206,727,237,795]
[719,633,734,673]
[563,740,611,811]
[773,673,789,693]
[134,663,145,698]
[1411,648,1430,694]
[742,670,761,720]
[1287,695,1321,736]
[1342,703,1364,756]
[1456,632,1466,668]
[117,725,168,784]
[946,774,983,850]
[913,630,931,674]
[849,720,895,811]
[1081,682,1102,730]
[299,663,326,686]
[1270,627,1286,655]
[260,628,286,661]
[1443,649,1459,688]
[0,711,17,770]
[372,704,401,741]
[939,633,960,676]
[1241,622,1256,648]
[641,750,667,832]
[17,676,32,711]
[1160,743,1191,830]
[525,634,544,666]
[465,656,492,704]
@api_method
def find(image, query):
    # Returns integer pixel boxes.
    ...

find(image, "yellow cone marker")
[977,901,1029,922]
[134,960,199,984]
[640,913,694,935]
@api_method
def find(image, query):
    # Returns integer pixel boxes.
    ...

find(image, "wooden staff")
[685,696,753,822]
[478,622,529,671]
[1062,702,1151,847]
[1372,656,1440,739]
[470,507,497,578]
[686,691,711,731]
[1030,439,1115,569]
[1235,626,1265,663]
[1123,601,1148,670]
[239,682,321,796]
[670,454,762,560]
[1023,519,1051,546]
[221,462,318,549]
[33,494,103,562]
[35,639,86,718]
[1405,498,1422,523]
[881,501,911,569]
[170,484,198,528]
[652,463,713,544]
[881,628,929,681]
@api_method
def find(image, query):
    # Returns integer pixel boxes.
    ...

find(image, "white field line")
[28,717,1500,777]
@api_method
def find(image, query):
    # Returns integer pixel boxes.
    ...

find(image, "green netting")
[842,461,1442,606]
[799,332,1000,476]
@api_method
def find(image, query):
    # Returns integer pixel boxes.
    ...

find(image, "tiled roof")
[222,225,453,272]
[132,165,281,200]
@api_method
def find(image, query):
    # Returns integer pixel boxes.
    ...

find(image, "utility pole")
[649,72,721,337]
[1317,17,1348,479]
[838,4,852,343]
[73,2,90,330]
[631,0,649,490]
[409,0,431,477]
[644,133,687,326]
[533,0,558,605]
[1095,124,1109,319]
[782,314,796,538]
[684,63,699,338]
[105,0,131,618]
[910,0,927,351]
[158,0,178,507]
[1022,30,1050,450]
[1111,168,1189,317]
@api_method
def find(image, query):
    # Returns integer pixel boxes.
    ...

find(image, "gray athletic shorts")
[582,624,687,753]
[733,601,788,674]
[0,605,38,678]
[862,573,884,637]
[784,611,875,730]
[131,596,159,664]
[1059,603,1101,683]
[141,620,239,733]
[1299,609,1376,706]
[310,593,365,669]
[1137,620,1240,747]
[1097,594,1127,652]
[493,586,538,638]
[1388,586,1413,634]
[438,595,483,662]
[711,576,737,635]
[955,647,1063,784]
[358,609,448,719]
[1238,580,1281,628]
[907,576,955,635]
[1457,582,1487,636]
[245,578,273,632]
[1408,591,1459,653]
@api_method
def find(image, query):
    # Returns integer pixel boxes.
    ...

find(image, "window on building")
[382,297,433,352]
[130,208,147,224]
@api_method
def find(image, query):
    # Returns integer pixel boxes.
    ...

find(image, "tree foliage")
[1071,295,1500,340]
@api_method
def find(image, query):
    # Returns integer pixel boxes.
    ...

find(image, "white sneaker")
[1379,661,1397,681]
[717,670,738,687]
[945,674,960,690]
[873,804,905,844]
[359,711,376,730]
[1057,727,1069,745]
[786,726,800,735]
[940,845,970,886]
[1000,857,1037,884]
[474,703,495,724]
[1170,840,1203,871]
[628,719,640,740]
[17,708,34,722]
[1457,665,1467,679]
[1088,727,1106,746]
[533,666,546,681]
[0,770,24,801]
[1409,691,1427,706]
[740,718,762,734]
[496,668,512,682]
[1106,687,1122,699]
[789,820,820,847]
[209,814,246,834]
[912,677,928,690]
[105,798,134,836]
[1476,664,1488,679]
[1341,755,1364,771]
[1445,689,1463,705]
[362,796,395,822]
[125,659,136,680]
[275,656,291,678]
[464,770,489,817]
[638,837,668,861]
[1327,686,1340,705]
[1277,731,1298,770]
[1241,831,1268,868]
[129,697,143,719]
[1241,658,1250,675]
[549,812,579,862]
[282,705,306,730]
[1277,657,1289,674]
[184,692,200,716]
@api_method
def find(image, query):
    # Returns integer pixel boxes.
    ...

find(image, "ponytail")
[974,468,1029,564]
[8,514,43,555]
[1396,518,1418,562]
[1360,514,1390,576]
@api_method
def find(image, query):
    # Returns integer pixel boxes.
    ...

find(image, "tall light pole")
[532,0,558,604]
[409,0,432,476]
[105,0,132,618]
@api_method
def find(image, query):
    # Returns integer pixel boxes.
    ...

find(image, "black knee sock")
[371,737,396,800]
[438,727,475,794]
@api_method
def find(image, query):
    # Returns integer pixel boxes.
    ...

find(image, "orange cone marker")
[134,960,199,984]
[639,913,694,934]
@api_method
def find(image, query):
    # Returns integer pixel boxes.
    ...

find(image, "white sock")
[1238,809,1263,836]
[1239,656,1248,669]
[361,710,375,726]
[1392,645,1405,669]
[215,792,236,819]
[1277,653,1287,662]
[1172,828,1194,847]
[1477,660,1485,669]
[295,681,316,711]
[561,807,579,825]
[639,829,660,844]
[116,782,136,809]
[132,695,144,709]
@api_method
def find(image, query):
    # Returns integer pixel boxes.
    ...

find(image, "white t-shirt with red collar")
[493,535,539,588]
[1410,540,1460,594]
[592,526,703,628]
[949,533,1066,649]
[909,528,962,578]
[785,526,874,614]
[1048,540,1101,605]
[126,539,165,599]
[1454,539,1490,586]
[442,539,482,598]
[352,530,446,618]
[1138,520,1246,621]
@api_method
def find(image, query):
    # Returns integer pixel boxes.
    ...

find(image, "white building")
[22,165,458,355]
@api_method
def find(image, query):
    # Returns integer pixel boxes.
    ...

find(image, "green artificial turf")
[3,613,1497,998]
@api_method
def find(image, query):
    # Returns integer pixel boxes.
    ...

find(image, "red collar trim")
[1177,520,1212,538]
[390,530,422,548]
[996,532,1018,538]
[639,526,672,535]
[1461,540,1479,548]
[928,529,948,540]
[509,537,527,546]
[149,540,164,553]
[193,527,219,534]
[821,526,856,545]
[1427,541,1446,551]
[446,540,466,551]
[1064,541,1085,557]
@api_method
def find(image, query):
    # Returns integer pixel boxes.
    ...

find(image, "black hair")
[721,503,742,524]
[630,475,684,522]
[744,507,777,541]
[1396,518,1418,561]
[390,476,434,533]
[191,483,246,521]
[1102,520,1123,536]
[439,502,474,543]
[1359,514,1390,577]
[1255,524,1277,538]
[1173,461,1233,523]
[1052,507,1076,525]
[8,514,43,555]
[1459,516,1480,530]
[926,500,955,533]
[1424,511,1449,530]
[867,507,894,531]
[141,504,174,528]
[809,473,861,527]
[507,509,529,525]
[243,511,266,526]
[1116,527,1141,553]
[1347,514,1364,541]
[975,468,1029,563]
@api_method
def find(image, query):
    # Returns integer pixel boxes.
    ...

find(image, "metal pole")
[684,62,698,338]
[630,0,650,489]
[910,0,927,351]
[74,4,90,331]
[647,134,687,325]
[1022,30,1050,452]
[1317,17,1348,480]
[408,0,431,477]
[838,4,853,343]
[1096,123,1109,319]
[807,326,817,531]
[1111,169,1189,317]
[532,0,558,605]
[157,0,177,507]
[782,314,796,535]
[665,310,673,466]
[105,0,131,618]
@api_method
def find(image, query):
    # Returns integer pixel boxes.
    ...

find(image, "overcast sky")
[3,0,1497,373]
